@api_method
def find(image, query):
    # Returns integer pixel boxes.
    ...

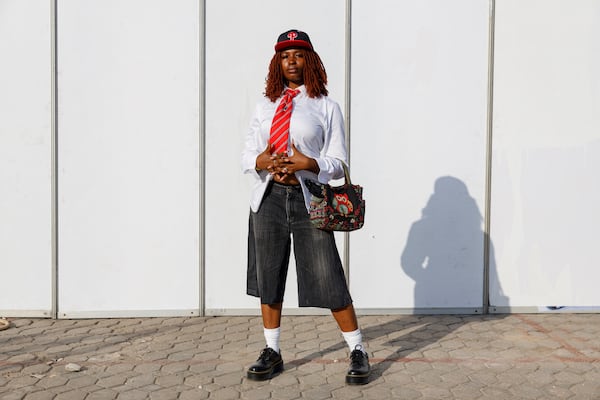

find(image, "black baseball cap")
[275,29,313,52]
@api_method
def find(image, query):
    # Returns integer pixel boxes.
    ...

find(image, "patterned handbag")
[305,164,365,232]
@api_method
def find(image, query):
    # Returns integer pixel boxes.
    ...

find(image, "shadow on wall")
[286,177,511,384]
[352,176,511,382]
[401,176,508,310]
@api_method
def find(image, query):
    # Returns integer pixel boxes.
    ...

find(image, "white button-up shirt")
[241,85,348,212]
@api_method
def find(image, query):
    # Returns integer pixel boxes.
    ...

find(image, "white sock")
[264,327,281,354]
[342,328,366,354]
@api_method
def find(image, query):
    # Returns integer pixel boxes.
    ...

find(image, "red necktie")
[269,89,300,155]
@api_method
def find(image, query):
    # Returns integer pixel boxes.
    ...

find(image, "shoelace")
[350,349,365,363]
[258,347,275,361]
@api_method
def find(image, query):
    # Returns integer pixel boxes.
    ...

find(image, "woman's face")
[280,48,305,89]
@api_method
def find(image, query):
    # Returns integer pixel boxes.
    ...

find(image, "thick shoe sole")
[346,373,370,385]
[246,360,284,381]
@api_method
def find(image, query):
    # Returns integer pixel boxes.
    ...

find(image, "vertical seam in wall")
[51,0,59,319]
[483,0,496,315]
[199,0,206,317]
[343,0,352,286]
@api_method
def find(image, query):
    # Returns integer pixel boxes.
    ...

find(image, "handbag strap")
[342,163,352,185]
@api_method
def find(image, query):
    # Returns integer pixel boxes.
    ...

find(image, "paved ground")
[1,313,600,399]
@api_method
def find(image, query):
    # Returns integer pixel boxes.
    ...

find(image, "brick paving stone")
[131,364,160,374]
[159,362,189,375]
[147,388,179,400]
[0,390,28,400]
[1,315,600,399]
[45,345,72,355]
[297,372,327,386]
[96,374,128,389]
[294,361,325,375]
[64,375,98,389]
[213,372,243,387]
[115,389,148,400]
[419,386,453,399]
[360,385,397,400]
[123,374,156,389]
[54,389,89,400]
[331,386,363,399]
[268,387,302,399]
[6,375,40,389]
[554,370,586,385]
[188,361,219,375]
[22,391,55,400]
[508,385,546,399]
[154,374,184,388]
[140,352,169,362]
[2,344,25,354]
[85,389,119,400]
[390,386,422,399]
[297,385,335,400]
[545,384,575,399]
[239,386,272,400]
[179,388,209,400]
[570,381,600,397]
[208,386,240,400]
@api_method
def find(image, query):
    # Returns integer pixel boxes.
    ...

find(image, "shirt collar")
[285,85,306,97]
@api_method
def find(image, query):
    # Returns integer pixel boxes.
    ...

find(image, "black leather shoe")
[247,347,284,381]
[346,346,370,385]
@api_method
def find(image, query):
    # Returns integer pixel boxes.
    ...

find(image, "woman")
[241,29,370,385]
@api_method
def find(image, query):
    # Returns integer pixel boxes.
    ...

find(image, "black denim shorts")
[247,182,353,309]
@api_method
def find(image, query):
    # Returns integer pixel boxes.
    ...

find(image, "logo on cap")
[275,29,313,52]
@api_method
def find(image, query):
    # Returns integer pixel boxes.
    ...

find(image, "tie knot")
[285,89,300,98]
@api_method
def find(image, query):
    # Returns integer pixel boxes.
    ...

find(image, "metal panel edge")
[490,306,600,314]
[59,309,200,319]
[356,308,484,315]
[205,308,330,316]
[198,0,206,317]
[482,0,496,315]
[342,0,352,284]
[0,310,52,318]
[51,0,59,320]
[206,308,484,316]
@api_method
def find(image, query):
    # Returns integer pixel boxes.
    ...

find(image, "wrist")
[309,158,320,174]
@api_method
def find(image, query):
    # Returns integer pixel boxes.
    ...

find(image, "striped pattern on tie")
[269,89,300,154]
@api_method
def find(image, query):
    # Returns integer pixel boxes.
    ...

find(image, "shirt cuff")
[315,157,344,183]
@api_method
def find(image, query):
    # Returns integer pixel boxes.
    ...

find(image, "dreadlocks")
[264,50,328,102]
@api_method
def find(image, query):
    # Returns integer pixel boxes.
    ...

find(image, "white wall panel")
[57,0,200,317]
[350,0,490,311]
[204,0,346,313]
[0,0,52,316]
[491,0,600,310]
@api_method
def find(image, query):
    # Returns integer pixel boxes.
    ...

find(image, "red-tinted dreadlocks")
[264,50,328,102]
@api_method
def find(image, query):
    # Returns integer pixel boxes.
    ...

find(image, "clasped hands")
[255,142,318,182]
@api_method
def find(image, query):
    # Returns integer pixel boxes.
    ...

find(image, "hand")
[255,144,275,173]
[254,144,298,177]
[273,142,319,178]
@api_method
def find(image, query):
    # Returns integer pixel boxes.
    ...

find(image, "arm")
[241,103,267,179]
[314,100,347,182]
